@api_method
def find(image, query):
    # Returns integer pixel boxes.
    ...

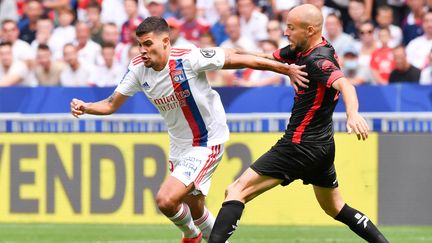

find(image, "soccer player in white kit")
[70,17,308,243]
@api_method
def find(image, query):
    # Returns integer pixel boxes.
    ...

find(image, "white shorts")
[169,144,224,196]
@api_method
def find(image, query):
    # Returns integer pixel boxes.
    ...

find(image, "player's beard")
[294,39,308,53]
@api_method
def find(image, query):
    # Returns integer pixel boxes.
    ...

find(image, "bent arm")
[71,91,128,117]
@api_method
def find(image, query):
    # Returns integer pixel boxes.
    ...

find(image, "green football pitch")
[0,224,431,243]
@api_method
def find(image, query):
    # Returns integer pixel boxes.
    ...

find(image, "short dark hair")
[135,16,169,37]
[102,42,116,49]
[37,43,51,51]
[0,41,12,48]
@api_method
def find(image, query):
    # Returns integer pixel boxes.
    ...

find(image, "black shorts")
[250,137,338,188]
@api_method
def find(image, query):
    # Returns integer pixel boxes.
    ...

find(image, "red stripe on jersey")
[171,49,191,57]
[172,48,191,52]
[168,59,202,146]
[292,83,326,144]
[132,55,141,62]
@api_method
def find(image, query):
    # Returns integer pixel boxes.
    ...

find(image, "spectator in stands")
[0,0,18,23]
[370,28,394,85]
[0,42,35,86]
[18,0,44,44]
[74,21,103,65]
[220,15,257,51]
[340,46,374,85]
[50,8,76,60]
[406,10,432,69]
[389,45,421,83]
[237,0,268,44]
[60,43,93,86]
[89,42,123,87]
[127,42,139,61]
[101,22,131,70]
[145,0,172,18]
[374,5,402,48]
[197,0,219,26]
[86,1,104,45]
[166,17,195,48]
[420,48,432,84]
[1,19,33,67]
[34,44,64,86]
[324,13,358,57]
[100,0,127,28]
[199,32,217,48]
[267,19,289,48]
[120,0,144,44]
[30,17,55,57]
[402,0,426,46]
[42,0,74,13]
[344,0,370,39]
[357,20,377,68]
[210,0,231,46]
[179,0,210,46]
[234,40,288,87]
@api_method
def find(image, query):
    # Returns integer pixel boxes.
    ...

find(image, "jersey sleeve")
[188,47,225,73]
[273,45,297,64]
[309,57,344,88]
[114,62,141,96]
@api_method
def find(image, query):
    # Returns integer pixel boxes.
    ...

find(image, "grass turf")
[0,224,431,243]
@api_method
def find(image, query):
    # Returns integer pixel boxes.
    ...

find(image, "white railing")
[0,112,431,133]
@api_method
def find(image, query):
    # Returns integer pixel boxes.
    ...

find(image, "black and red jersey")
[273,38,344,144]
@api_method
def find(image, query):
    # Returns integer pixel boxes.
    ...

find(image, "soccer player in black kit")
[208,4,389,243]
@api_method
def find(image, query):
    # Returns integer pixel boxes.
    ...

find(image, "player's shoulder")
[129,54,145,69]
[170,47,194,58]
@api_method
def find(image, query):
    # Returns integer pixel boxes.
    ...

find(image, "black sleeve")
[273,45,297,64]
[308,57,344,88]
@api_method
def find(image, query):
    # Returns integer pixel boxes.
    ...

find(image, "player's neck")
[153,46,171,71]
[303,36,323,54]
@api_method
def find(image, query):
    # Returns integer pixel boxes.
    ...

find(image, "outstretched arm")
[231,48,275,60]
[222,48,309,88]
[70,91,129,118]
[332,77,368,140]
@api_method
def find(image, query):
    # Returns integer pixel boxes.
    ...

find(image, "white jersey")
[115,47,229,148]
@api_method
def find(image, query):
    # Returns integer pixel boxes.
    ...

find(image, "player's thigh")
[313,185,345,217]
[226,168,282,203]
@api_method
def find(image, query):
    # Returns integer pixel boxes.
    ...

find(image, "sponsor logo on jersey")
[200,48,216,58]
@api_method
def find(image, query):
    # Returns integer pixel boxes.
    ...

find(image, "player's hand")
[346,112,369,140]
[70,98,87,118]
[288,64,309,92]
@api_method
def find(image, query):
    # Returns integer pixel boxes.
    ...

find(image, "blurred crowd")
[1,0,432,87]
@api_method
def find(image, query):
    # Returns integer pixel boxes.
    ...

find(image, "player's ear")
[307,25,315,37]
[162,36,170,49]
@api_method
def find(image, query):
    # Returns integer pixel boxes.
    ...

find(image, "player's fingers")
[298,75,310,84]
[352,125,361,140]
[296,79,309,88]
[298,65,307,70]
[291,80,299,92]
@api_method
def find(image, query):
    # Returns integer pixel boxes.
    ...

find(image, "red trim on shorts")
[194,145,220,186]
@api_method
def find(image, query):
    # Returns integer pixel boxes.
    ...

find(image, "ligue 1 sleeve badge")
[200,48,216,58]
